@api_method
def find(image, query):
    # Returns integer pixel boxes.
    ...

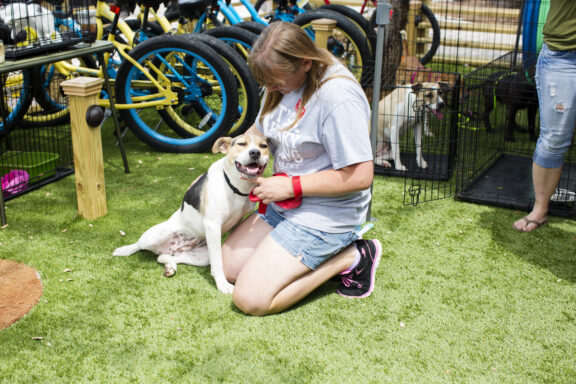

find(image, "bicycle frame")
[231,0,268,24]
[37,1,178,111]
[141,0,267,35]
[96,1,138,46]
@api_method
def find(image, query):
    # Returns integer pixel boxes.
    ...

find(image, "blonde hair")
[248,22,335,129]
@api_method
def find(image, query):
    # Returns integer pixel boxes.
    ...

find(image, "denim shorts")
[533,44,576,168]
[259,206,359,270]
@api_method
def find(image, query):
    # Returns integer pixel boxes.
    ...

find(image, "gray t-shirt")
[255,60,373,233]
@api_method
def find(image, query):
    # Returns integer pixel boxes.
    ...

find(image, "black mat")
[375,153,453,180]
[456,154,576,218]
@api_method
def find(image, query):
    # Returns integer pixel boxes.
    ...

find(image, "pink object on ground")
[1,170,30,195]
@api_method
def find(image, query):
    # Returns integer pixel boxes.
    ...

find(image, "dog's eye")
[426,92,433,98]
[259,143,268,149]
[236,142,247,146]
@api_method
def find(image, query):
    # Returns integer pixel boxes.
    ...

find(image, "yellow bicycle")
[15,0,240,152]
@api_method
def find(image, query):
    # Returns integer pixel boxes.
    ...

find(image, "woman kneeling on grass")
[222,22,381,316]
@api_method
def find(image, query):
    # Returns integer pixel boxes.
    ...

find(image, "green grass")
[1,121,575,383]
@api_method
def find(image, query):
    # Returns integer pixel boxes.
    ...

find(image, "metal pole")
[366,0,392,223]
[98,52,130,174]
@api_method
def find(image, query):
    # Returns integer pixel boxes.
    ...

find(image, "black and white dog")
[376,82,445,171]
[113,134,270,294]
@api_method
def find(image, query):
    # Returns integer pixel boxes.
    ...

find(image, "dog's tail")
[112,244,140,257]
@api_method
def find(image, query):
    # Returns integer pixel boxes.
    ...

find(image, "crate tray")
[0,150,59,181]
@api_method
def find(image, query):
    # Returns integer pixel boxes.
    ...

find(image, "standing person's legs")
[516,164,562,230]
[514,46,576,232]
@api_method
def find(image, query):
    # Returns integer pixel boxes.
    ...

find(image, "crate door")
[371,74,461,206]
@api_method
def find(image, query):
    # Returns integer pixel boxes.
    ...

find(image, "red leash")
[249,173,302,214]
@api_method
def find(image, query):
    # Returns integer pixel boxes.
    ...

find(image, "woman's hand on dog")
[252,175,295,204]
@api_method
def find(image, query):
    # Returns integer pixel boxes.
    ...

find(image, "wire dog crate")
[373,68,460,182]
[0,69,73,200]
[365,0,575,217]
[456,51,576,218]
[0,0,95,59]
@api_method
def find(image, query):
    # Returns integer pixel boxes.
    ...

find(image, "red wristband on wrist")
[291,176,302,199]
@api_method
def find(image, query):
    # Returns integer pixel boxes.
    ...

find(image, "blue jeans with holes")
[533,44,576,169]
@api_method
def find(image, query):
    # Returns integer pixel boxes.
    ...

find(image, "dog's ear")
[438,82,452,94]
[411,83,423,93]
[212,137,232,154]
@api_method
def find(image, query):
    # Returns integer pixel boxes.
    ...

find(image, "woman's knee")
[534,130,573,167]
[222,253,239,284]
[232,286,271,316]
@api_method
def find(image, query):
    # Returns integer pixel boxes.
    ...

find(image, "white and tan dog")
[375,82,445,171]
[112,134,270,294]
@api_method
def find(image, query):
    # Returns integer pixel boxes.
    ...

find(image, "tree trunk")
[374,0,410,91]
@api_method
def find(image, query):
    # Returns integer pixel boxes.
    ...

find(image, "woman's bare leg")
[513,163,562,231]
[232,235,356,316]
[222,213,272,283]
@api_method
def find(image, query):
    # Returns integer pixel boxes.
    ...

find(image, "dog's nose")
[249,149,261,160]
[438,100,444,109]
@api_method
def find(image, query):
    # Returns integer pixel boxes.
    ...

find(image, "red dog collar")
[249,173,302,214]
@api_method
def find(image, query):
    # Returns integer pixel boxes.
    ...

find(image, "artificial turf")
[1,121,575,383]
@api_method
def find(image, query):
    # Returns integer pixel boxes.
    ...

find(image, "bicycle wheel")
[317,4,376,57]
[179,33,260,136]
[18,55,98,128]
[293,9,371,83]
[0,70,33,134]
[369,3,440,65]
[235,20,266,36]
[115,35,239,153]
[201,25,258,60]
[253,0,267,12]
[120,18,165,40]
[414,3,440,65]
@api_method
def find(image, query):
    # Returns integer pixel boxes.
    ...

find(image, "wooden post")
[311,18,338,50]
[406,0,422,58]
[60,77,107,220]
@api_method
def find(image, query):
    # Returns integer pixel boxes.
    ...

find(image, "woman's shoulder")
[320,64,354,85]
[318,65,365,102]
[323,59,355,79]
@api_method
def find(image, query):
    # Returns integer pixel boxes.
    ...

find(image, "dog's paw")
[395,164,407,171]
[375,159,392,168]
[216,280,235,295]
[157,254,171,264]
[164,264,177,277]
[418,160,428,169]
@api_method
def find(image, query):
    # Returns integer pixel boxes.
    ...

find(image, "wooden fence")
[235,0,528,68]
